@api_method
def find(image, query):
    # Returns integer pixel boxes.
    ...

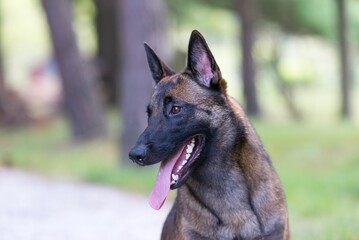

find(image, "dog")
[129,30,289,240]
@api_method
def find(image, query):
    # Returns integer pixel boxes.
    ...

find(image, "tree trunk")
[0,1,4,88]
[94,0,119,105]
[118,0,170,164]
[42,0,106,141]
[337,0,351,119]
[0,3,30,126]
[235,0,260,117]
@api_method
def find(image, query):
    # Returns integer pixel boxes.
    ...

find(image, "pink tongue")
[149,145,185,210]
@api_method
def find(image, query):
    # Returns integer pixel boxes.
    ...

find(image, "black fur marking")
[196,108,212,116]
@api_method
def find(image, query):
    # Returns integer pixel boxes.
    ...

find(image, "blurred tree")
[0,88,30,126]
[173,0,356,119]
[118,0,171,164]
[258,0,354,119]
[0,29,3,87]
[259,0,355,119]
[259,0,336,39]
[336,0,351,119]
[94,0,119,105]
[0,0,5,106]
[42,0,106,141]
[269,37,302,120]
[234,0,261,116]
[0,3,30,126]
[175,0,262,116]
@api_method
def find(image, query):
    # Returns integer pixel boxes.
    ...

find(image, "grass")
[0,117,157,193]
[255,122,359,239]
[0,117,358,239]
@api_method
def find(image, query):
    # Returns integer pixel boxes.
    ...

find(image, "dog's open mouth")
[170,135,205,189]
[149,135,205,210]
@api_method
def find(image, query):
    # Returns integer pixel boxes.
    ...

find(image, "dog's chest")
[176,177,262,239]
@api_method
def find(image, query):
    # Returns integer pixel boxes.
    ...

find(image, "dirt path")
[0,167,171,240]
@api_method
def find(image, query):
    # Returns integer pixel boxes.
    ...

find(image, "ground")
[0,167,171,240]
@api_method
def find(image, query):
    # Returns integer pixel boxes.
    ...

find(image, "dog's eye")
[170,106,182,115]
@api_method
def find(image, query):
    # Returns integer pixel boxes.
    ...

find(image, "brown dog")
[129,30,289,239]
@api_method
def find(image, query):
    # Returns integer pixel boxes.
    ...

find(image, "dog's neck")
[178,96,275,238]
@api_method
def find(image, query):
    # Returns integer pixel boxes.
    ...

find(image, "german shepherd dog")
[129,30,289,240]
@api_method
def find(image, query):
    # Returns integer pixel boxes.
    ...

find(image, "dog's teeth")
[186,153,190,160]
[171,180,176,185]
[187,144,194,152]
[178,165,183,171]
[185,139,195,154]
[183,159,188,165]
[172,174,179,181]
[186,147,193,154]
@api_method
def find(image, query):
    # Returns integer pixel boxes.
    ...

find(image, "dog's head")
[129,30,229,209]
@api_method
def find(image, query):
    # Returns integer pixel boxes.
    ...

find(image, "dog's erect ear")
[144,43,175,84]
[187,30,222,90]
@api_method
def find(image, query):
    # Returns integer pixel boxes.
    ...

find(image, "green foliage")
[277,56,315,84]
[348,0,359,45]
[73,0,95,16]
[168,0,236,35]
[255,122,359,239]
[181,0,359,43]
[260,0,336,39]
[1,116,359,238]
[73,0,97,54]
[0,116,156,192]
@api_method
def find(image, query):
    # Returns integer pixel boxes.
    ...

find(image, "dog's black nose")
[129,145,147,164]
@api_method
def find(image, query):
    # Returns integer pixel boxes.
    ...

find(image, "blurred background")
[0,0,358,239]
